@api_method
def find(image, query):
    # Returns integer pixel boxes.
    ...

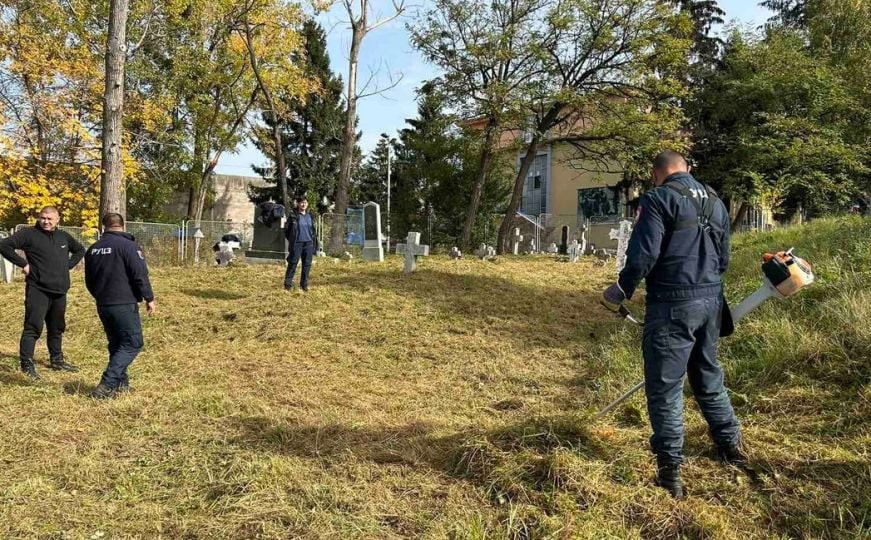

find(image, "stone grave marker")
[525,237,536,254]
[559,225,570,255]
[567,240,582,263]
[579,225,588,255]
[546,242,559,254]
[474,243,495,260]
[609,219,633,272]
[0,231,13,284]
[245,202,287,261]
[449,246,462,259]
[362,201,384,262]
[511,228,524,255]
[395,231,430,274]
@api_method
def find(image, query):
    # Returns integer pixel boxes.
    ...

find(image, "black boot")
[89,383,118,400]
[49,354,79,372]
[655,460,685,499]
[717,441,749,467]
[20,358,40,380]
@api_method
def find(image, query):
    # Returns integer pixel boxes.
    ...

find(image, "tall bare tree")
[327,0,405,254]
[100,0,130,218]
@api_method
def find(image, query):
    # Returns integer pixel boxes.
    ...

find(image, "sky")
[215,0,773,176]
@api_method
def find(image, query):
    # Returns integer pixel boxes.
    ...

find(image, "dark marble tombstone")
[559,225,570,255]
[244,204,287,261]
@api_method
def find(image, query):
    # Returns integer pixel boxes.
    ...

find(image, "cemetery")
[1,0,870,536]
[0,216,868,537]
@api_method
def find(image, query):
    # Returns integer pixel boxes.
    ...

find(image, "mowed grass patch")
[0,219,868,538]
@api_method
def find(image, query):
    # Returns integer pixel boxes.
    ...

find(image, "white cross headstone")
[193,228,204,264]
[395,231,430,274]
[449,246,462,260]
[579,225,588,255]
[567,239,582,263]
[511,228,524,255]
[609,220,633,272]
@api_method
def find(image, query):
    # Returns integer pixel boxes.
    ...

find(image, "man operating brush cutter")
[601,152,816,499]
[601,151,740,499]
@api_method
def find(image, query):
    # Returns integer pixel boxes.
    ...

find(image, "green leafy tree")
[690,30,868,220]
[249,20,345,213]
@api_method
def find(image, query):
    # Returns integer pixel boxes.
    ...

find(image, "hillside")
[0,217,868,538]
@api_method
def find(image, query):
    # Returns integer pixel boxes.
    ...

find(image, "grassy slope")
[0,217,868,539]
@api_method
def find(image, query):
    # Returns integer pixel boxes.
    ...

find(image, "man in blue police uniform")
[0,206,84,379]
[84,213,156,399]
[283,195,318,291]
[602,151,745,498]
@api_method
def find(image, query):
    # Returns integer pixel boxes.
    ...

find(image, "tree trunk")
[329,23,363,254]
[730,200,749,230]
[99,0,130,218]
[243,21,288,209]
[497,135,540,254]
[461,119,497,250]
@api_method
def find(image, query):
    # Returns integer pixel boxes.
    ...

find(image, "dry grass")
[0,217,868,538]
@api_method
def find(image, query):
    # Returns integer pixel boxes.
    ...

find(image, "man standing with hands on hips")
[0,206,84,379]
[283,194,318,291]
[84,213,156,399]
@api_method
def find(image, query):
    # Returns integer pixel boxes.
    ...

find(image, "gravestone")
[361,202,384,262]
[511,228,524,255]
[0,231,13,284]
[474,243,495,260]
[546,242,559,254]
[395,231,430,274]
[579,225,588,255]
[245,203,287,261]
[525,238,536,254]
[609,220,633,272]
[559,225,570,255]
[341,251,354,261]
[567,239,582,263]
[449,246,462,260]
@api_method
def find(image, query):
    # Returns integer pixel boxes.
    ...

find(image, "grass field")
[0,217,869,538]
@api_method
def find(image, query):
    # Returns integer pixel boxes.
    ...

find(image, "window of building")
[578,187,622,222]
[520,154,548,215]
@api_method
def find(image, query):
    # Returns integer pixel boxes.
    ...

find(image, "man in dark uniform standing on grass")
[602,151,746,498]
[0,206,84,379]
[84,213,156,399]
[283,195,318,291]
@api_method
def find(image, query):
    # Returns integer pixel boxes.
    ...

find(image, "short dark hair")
[653,150,687,172]
[294,194,308,203]
[39,206,60,215]
[102,213,124,228]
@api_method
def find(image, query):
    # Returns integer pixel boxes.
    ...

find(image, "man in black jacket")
[283,195,318,291]
[0,206,84,379]
[84,213,156,399]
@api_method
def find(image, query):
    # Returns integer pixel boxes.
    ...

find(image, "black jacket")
[0,225,85,294]
[84,231,155,306]
[284,211,318,251]
[618,172,730,302]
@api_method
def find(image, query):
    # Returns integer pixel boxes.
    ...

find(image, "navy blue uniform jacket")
[85,231,155,306]
[618,172,730,303]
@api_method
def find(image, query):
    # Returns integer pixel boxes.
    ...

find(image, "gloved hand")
[602,282,626,309]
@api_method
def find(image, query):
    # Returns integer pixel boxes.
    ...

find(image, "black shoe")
[655,461,685,499]
[301,285,309,292]
[117,382,133,394]
[20,359,40,381]
[89,383,118,400]
[717,442,749,467]
[284,285,294,291]
[49,355,79,372]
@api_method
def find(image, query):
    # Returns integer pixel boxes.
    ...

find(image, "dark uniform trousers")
[643,296,741,464]
[96,304,143,388]
[20,285,67,361]
[284,241,314,289]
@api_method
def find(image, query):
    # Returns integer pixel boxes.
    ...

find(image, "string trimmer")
[595,249,815,420]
